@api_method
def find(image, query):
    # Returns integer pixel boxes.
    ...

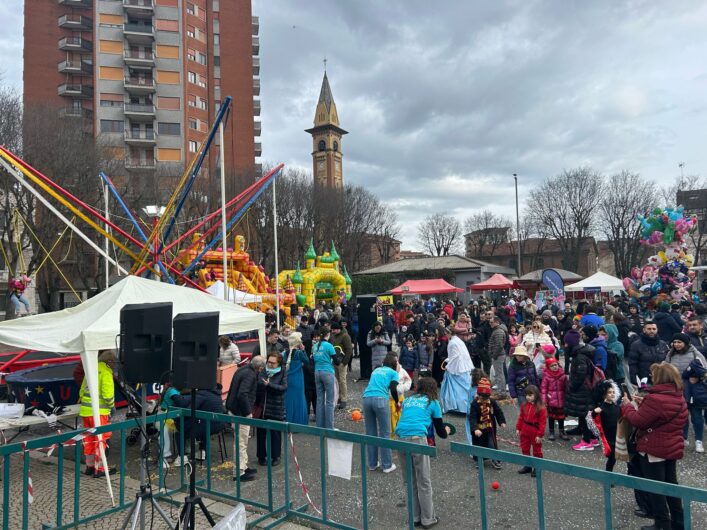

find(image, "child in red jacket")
[516,384,547,477]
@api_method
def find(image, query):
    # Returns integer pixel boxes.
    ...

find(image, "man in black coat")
[627,321,668,386]
[252,328,285,358]
[226,356,265,481]
[686,316,707,355]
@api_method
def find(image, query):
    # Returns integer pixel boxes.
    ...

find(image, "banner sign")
[583,287,601,295]
[377,295,393,306]
[541,269,565,293]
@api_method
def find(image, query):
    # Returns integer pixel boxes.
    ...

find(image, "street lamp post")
[513,174,522,277]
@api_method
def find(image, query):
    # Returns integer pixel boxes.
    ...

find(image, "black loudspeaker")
[172,312,219,389]
[356,295,378,379]
[120,302,173,384]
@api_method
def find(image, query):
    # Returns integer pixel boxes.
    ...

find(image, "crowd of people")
[146,294,706,530]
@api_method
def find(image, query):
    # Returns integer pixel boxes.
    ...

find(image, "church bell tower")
[305,72,348,189]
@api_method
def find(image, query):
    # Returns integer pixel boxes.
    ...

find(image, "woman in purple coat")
[507,345,538,407]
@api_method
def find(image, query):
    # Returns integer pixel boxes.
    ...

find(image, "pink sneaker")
[572,441,594,451]
[590,439,600,447]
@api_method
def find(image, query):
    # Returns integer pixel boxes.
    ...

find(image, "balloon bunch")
[637,206,697,246]
[624,207,697,305]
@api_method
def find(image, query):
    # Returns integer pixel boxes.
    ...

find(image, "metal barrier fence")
[0,408,437,530]
[450,441,707,530]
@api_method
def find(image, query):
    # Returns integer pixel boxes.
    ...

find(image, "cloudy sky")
[3,1,706,250]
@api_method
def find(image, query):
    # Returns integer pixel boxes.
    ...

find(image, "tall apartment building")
[24,0,261,201]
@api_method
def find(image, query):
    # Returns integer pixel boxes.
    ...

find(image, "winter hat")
[541,310,553,318]
[658,302,671,312]
[671,333,691,348]
[541,343,556,356]
[546,357,560,369]
[512,345,530,359]
[582,325,598,341]
[477,378,492,396]
[564,329,581,349]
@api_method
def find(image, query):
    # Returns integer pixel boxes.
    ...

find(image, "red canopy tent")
[470,273,515,291]
[390,279,464,295]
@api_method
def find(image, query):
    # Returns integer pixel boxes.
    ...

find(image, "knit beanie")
[546,357,560,369]
[658,302,671,312]
[564,329,581,349]
[477,378,492,396]
[542,310,552,318]
[582,325,598,341]
[541,343,556,356]
[671,333,691,348]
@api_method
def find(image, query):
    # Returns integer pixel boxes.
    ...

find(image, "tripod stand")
[120,385,175,530]
[176,389,216,529]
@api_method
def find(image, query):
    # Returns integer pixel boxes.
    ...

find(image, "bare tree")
[463,209,511,257]
[529,167,603,273]
[417,213,461,256]
[599,171,656,277]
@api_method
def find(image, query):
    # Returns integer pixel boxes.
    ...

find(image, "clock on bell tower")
[305,72,348,189]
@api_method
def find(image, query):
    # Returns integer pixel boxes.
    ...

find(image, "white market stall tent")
[206,280,263,305]
[564,271,625,293]
[0,275,266,504]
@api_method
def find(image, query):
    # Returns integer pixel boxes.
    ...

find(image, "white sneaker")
[383,463,397,474]
[171,455,189,467]
[696,440,704,453]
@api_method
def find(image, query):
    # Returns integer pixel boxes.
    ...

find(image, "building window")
[318,140,326,151]
[187,48,196,61]
[186,2,195,16]
[187,25,195,38]
[536,257,545,268]
[213,0,219,11]
[189,119,199,130]
[213,34,220,45]
[213,56,220,67]
[197,52,207,65]
[100,120,124,133]
[188,71,197,84]
[188,140,198,153]
[196,98,207,110]
[158,122,180,135]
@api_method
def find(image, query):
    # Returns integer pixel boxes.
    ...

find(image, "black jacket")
[628,334,669,384]
[564,345,595,418]
[653,311,682,344]
[226,364,259,417]
[255,369,288,421]
[172,389,226,440]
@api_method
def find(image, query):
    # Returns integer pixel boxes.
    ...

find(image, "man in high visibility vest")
[79,349,117,478]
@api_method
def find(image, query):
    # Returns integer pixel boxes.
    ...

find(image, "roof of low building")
[353,254,516,276]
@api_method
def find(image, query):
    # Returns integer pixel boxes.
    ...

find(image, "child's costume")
[467,379,506,457]
[588,380,621,471]
[516,402,547,458]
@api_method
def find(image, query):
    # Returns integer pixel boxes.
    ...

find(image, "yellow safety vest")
[79,361,115,417]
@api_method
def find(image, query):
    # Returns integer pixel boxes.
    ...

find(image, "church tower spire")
[305,71,348,189]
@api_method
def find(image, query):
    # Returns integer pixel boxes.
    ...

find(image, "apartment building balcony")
[124,157,156,170]
[253,98,261,116]
[58,14,93,30]
[254,141,262,157]
[124,103,155,121]
[124,76,155,94]
[252,16,259,36]
[59,107,93,119]
[123,0,154,19]
[58,0,91,7]
[57,60,92,75]
[58,36,92,52]
[252,36,259,55]
[253,77,260,96]
[254,120,261,137]
[124,23,154,45]
[252,56,260,76]
[124,130,157,145]
[57,84,93,98]
[124,49,154,69]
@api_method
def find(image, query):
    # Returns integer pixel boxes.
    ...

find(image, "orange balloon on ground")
[351,410,362,421]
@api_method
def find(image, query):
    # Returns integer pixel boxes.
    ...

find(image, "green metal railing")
[450,442,707,530]
[0,408,437,529]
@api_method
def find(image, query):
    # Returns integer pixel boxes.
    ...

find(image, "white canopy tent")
[205,280,263,305]
[564,271,625,293]
[0,275,266,504]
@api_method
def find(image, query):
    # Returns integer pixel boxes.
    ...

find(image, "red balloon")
[491,481,500,490]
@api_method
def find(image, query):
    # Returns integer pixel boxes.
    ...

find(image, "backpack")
[604,347,619,380]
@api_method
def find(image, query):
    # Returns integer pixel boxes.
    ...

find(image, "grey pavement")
[2,356,706,529]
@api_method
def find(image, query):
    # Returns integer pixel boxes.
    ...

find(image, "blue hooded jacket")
[603,324,625,381]
[683,359,707,407]
[589,336,608,372]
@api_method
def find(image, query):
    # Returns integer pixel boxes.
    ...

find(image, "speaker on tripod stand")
[171,311,219,530]
[118,303,175,530]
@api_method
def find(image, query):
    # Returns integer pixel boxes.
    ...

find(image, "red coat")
[516,402,547,437]
[540,367,568,409]
[621,383,688,461]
